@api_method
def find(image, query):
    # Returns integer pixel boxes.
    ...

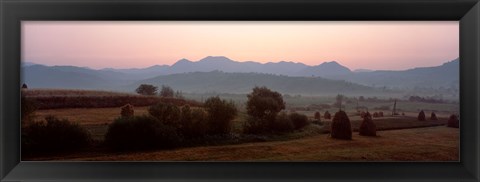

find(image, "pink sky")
[22,21,459,70]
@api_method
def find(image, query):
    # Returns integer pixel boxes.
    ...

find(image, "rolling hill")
[128,71,380,95]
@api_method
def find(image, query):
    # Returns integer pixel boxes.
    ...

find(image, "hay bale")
[360,111,366,118]
[359,112,376,136]
[430,112,438,120]
[121,104,134,117]
[418,110,426,121]
[331,110,352,140]
[324,111,331,119]
[314,111,321,121]
[447,114,459,128]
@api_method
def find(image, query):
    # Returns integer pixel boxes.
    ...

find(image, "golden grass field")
[28,126,458,161]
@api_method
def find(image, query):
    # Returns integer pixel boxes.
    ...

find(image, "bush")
[179,105,208,138]
[120,104,134,117]
[244,112,295,134]
[447,114,459,128]
[331,110,352,140]
[324,111,331,119]
[105,115,179,150]
[289,112,309,130]
[205,96,237,135]
[314,111,321,121]
[135,84,158,95]
[148,102,181,126]
[22,116,91,154]
[359,112,376,136]
[430,112,438,120]
[243,116,270,134]
[418,110,426,121]
[160,85,174,98]
[273,112,295,133]
[373,112,379,118]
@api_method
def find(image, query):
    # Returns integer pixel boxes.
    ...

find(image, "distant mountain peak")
[319,61,341,66]
[199,56,233,62]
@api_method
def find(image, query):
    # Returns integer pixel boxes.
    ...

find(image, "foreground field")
[27,126,458,161]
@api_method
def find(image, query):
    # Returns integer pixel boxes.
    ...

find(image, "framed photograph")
[1,0,479,181]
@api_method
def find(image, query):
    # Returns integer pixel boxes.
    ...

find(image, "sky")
[22,21,459,70]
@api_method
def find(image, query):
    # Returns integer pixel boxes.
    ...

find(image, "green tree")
[160,85,175,98]
[246,86,285,121]
[204,96,237,135]
[135,84,158,95]
[148,102,181,126]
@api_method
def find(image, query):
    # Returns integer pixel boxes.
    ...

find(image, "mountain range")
[22,56,459,94]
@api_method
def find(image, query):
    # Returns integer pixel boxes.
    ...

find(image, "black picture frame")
[1,0,479,181]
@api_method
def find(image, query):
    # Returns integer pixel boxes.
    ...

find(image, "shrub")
[22,116,91,154]
[22,83,28,89]
[160,85,174,98]
[447,114,459,128]
[314,111,321,121]
[244,112,295,134]
[243,116,270,134]
[105,115,179,150]
[148,102,181,126]
[120,104,134,117]
[324,111,331,119]
[379,111,384,117]
[135,84,158,95]
[359,112,376,136]
[179,105,208,138]
[430,112,438,120]
[418,110,426,121]
[273,112,294,133]
[246,86,285,121]
[205,96,237,135]
[372,112,379,118]
[331,110,352,140]
[290,112,309,130]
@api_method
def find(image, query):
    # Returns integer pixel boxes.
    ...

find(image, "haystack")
[418,110,426,121]
[324,111,331,119]
[359,112,376,136]
[314,111,321,120]
[331,110,352,140]
[430,112,438,120]
[121,104,134,117]
[447,114,459,128]
[360,111,367,118]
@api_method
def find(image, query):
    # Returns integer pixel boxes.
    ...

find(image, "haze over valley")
[23,56,459,100]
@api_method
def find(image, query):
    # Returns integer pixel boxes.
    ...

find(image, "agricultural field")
[22,89,460,161]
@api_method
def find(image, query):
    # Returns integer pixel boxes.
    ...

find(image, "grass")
[25,126,459,161]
